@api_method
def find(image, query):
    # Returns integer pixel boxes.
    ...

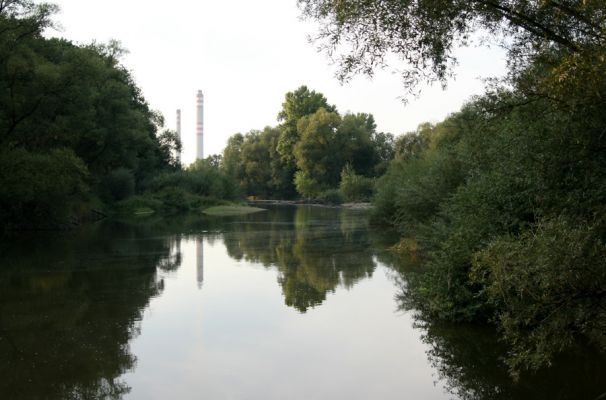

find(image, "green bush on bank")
[0,148,90,228]
[104,168,136,201]
[339,164,374,202]
[317,189,344,205]
[374,66,606,372]
[112,167,241,216]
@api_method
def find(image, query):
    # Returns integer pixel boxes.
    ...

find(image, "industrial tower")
[196,90,204,160]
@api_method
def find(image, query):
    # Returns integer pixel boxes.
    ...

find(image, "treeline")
[0,1,239,230]
[220,86,396,203]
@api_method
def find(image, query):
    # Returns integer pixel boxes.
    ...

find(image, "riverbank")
[247,199,373,210]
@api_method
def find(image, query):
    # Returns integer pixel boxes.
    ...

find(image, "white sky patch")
[47,0,507,165]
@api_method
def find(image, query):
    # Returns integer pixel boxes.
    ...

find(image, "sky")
[48,0,507,165]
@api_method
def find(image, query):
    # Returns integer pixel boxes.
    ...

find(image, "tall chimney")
[176,109,182,164]
[196,90,204,160]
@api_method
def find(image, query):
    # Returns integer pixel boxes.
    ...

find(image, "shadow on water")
[0,222,180,400]
[392,267,606,400]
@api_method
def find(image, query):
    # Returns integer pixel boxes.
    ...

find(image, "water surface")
[0,206,604,399]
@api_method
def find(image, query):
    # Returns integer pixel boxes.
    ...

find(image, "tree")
[370,131,395,176]
[189,154,222,171]
[335,112,377,176]
[294,108,342,189]
[339,163,374,201]
[394,123,433,161]
[294,171,322,199]
[298,0,606,94]
[275,86,337,196]
[221,133,244,182]
[240,130,273,196]
[0,5,185,227]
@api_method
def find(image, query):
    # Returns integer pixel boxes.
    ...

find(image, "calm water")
[0,206,604,400]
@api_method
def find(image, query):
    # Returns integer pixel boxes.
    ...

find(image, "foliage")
[339,164,374,202]
[144,168,239,207]
[472,216,606,375]
[112,195,162,215]
[0,148,89,228]
[298,0,606,95]
[103,168,135,201]
[0,2,183,228]
[317,189,344,205]
[223,87,395,200]
[277,85,337,164]
[294,171,322,199]
[373,50,606,372]
[221,127,295,199]
[294,108,343,187]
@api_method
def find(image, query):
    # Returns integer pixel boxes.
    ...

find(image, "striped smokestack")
[196,90,204,160]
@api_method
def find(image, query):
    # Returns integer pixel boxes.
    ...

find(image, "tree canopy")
[298,0,606,93]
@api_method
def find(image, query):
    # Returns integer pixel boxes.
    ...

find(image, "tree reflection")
[222,206,378,312]
[0,221,183,400]
[393,277,606,400]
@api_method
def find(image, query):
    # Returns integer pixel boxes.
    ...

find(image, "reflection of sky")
[123,237,449,400]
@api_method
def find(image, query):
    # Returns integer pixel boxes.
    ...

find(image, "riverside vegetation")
[1,0,605,383]
[0,1,240,230]
[298,0,606,377]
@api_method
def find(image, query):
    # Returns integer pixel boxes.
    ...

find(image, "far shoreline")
[246,199,373,210]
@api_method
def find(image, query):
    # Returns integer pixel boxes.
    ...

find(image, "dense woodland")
[0,0,239,230]
[2,0,605,380]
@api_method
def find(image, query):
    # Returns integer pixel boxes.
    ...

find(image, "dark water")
[0,206,604,400]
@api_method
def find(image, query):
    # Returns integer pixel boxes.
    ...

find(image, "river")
[0,206,604,399]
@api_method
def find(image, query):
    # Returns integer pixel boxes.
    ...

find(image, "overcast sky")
[48,0,507,165]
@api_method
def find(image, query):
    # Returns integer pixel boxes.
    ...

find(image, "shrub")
[339,164,374,202]
[105,168,135,201]
[113,195,162,215]
[471,216,606,375]
[0,148,89,229]
[317,189,344,205]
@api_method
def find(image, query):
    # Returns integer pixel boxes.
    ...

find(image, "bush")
[339,164,374,202]
[113,195,162,215]
[0,148,89,229]
[105,168,135,201]
[317,189,344,205]
[294,171,323,199]
[380,84,606,373]
[471,216,606,375]
[144,169,240,201]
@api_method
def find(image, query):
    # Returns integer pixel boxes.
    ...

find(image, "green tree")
[298,0,606,94]
[294,108,342,189]
[339,163,374,202]
[370,131,395,176]
[0,4,183,227]
[240,130,273,196]
[276,86,337,197]
[0,148,89,228]
[221,133,245,184]
[294,171,322,199]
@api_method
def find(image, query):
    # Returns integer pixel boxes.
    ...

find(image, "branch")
[474,0,581,52]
